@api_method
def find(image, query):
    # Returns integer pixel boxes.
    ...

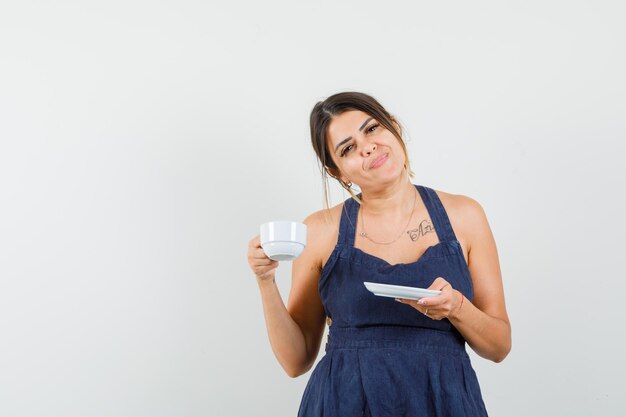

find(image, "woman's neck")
[358,172,416,218]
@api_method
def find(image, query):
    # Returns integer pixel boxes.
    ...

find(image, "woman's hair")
[310,91,415,209]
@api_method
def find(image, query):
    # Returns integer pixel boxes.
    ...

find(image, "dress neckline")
[346,184,447,267]
[351,241,446,268]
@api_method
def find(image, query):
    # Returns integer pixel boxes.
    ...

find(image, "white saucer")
[363,282,441,300]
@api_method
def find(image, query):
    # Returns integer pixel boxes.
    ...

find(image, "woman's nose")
[362,142,376,156]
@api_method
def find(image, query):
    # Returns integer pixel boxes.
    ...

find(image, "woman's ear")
[326,166,340,180]
[326,166,348,185]
[390,116,401,133]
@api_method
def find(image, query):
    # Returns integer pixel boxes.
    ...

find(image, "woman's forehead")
[327,110,373,144]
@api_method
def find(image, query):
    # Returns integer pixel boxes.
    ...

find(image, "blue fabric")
[297,184,489,417]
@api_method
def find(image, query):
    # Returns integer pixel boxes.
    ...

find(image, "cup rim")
[261,240,305,245]
[260,220,306,227]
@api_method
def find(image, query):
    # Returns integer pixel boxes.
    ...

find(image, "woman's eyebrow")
[334,117,374,153]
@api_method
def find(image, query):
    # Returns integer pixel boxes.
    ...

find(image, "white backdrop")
[1,1,625,416]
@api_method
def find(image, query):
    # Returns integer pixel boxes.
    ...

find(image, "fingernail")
[417,299,425,305]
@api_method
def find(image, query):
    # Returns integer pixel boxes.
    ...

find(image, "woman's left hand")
[395,277,463,320]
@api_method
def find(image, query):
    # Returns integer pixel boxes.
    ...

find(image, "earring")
[343,181,353,189]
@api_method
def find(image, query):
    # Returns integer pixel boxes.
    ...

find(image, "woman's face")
[326,110,406,189]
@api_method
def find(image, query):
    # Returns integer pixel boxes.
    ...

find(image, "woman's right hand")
[247,235,279,282]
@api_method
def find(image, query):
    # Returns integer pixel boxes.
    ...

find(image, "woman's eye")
[340,124,379,156]
[366,123,380,133]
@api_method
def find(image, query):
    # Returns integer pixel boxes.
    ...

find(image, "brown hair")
[309,91,415,210]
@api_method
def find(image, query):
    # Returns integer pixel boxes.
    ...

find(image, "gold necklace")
[359,187,417,245]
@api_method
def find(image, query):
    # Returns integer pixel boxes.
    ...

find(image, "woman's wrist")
[449,290,465,320]
[256,274,276,290]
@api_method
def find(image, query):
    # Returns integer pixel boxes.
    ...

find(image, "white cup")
[259,221,307,261]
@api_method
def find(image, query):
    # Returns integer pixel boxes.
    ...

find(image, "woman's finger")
[420,277,454,306]
[418,294,447,307]
[427,277,452,291]
[248,235,260,247]
[396,298,428,313]
[251,249,273,260]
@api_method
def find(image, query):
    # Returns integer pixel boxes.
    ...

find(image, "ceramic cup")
[259,221,307,261]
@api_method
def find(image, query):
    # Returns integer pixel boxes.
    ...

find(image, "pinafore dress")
[297,184,489,417]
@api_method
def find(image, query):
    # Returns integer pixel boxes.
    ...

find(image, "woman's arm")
[397,195,512,362]
[447,195,511,362]
[249,211,328,377]
[448,196,511,362]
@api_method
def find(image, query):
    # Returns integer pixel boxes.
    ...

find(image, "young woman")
[247,92,511,416]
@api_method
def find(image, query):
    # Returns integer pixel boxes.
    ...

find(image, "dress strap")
[338,195,359,246]
[415,185,458,243]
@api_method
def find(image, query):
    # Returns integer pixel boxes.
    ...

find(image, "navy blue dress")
[297,184,489,417]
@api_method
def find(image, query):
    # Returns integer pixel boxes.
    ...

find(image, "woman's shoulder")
[302,201,344,237]
[301,201,347,264]
[429,187,484,215]
[430,187,489,250]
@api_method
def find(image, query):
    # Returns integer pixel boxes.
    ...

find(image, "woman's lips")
[369,153,389,169]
